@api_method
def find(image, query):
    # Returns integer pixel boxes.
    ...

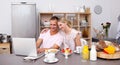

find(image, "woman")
[58,18,82,51]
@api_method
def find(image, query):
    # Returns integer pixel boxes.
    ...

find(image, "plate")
[97,51,120,59]
[24,56,37,60]
[43,58,59,63]
[74,50,81,54]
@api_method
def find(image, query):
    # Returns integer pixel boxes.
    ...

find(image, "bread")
[99,40,108,48]
[96,40,108,50]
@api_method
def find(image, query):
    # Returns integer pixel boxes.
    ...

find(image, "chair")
[80,38,87,47]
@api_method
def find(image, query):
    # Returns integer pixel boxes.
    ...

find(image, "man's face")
[50,20,58,32]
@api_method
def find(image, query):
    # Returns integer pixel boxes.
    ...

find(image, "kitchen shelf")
[39,11,91,45]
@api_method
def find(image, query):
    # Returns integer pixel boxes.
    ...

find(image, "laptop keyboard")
[24,53,45,60]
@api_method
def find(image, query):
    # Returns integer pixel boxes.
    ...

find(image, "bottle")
[80,5,85,13]
[90,43,97,61]
[82,27,88,38]
[2,34,8,43]
[82,45,89,60]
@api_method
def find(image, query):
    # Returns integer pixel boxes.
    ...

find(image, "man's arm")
[51,44,60,49]
[37,44,59,53]
[36,38,43,48]
[36,38,46,53]
[51,36,64,49]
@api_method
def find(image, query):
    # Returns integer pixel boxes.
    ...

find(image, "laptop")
[12,38,44,60]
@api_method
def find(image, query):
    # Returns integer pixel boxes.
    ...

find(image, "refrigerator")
[11,2,38,39]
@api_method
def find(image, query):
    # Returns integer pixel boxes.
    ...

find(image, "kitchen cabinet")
[0,43,10,54]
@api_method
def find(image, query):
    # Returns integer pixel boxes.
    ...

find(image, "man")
[36,16,63,53]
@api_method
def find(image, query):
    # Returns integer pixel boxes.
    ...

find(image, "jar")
[82,45,89,60]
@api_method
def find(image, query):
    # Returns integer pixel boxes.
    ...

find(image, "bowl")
[45,49,59,54]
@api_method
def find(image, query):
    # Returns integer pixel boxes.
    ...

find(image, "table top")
[0,52,120,65]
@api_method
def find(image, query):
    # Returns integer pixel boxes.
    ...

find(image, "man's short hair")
[50,16,59,21]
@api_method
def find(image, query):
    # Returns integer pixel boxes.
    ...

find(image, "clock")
[94,5,102,15]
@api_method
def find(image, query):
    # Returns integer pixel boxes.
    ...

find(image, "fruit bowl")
[96,40,120,52]
[61,48,72,53]
[61,48,72,59]
[61,48,72,55]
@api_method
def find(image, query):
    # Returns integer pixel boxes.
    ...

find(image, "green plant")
[101,22,111,37]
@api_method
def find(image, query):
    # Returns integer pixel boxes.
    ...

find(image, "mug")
[76,46,82,53]
[46,52,55,61]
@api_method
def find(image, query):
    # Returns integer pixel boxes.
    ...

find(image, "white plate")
[23,56,38,60]
[43,58,59,63]
[74,50,80,54]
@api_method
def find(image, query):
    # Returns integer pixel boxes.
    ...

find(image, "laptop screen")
[12,38,37,57]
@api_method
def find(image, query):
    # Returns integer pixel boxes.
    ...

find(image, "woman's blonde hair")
[59,17,72,28]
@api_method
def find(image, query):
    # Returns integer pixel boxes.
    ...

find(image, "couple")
[36,16,83,53]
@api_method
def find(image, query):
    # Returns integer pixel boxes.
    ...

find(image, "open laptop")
[12,38,44,60]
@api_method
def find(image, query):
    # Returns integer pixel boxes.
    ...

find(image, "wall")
[0,0,120,38]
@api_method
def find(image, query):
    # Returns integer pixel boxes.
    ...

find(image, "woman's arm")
[75,33,82,46]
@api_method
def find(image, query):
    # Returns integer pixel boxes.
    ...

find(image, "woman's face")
[58,22,66,31]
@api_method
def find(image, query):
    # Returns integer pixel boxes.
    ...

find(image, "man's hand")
[37,48,45,53]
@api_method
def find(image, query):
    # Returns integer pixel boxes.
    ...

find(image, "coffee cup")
[76,46,82,53]
[46,52,55,61]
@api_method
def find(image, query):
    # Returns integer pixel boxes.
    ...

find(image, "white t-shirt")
[60,29,81,51]
[39,30,63,48]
